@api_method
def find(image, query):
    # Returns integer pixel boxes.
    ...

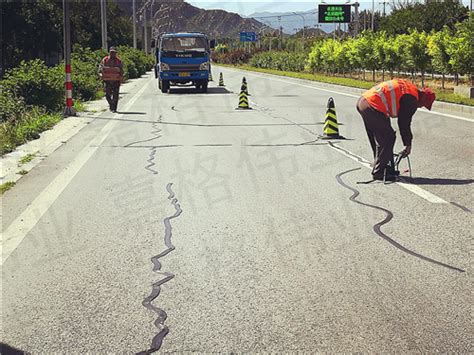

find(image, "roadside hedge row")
[249,51,307,73]
[211,49,255,65]
[0,46,154,155]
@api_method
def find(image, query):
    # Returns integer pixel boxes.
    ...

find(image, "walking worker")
[356,79,436,181]
[99,46,123,112]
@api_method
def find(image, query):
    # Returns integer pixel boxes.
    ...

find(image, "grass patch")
[74,100,86,112]
[221,64,474,107]
[0,181,16,194]
[0,109,62,156]
[17,169,28,175]
[95,89,106,100]
[18,152,38,166]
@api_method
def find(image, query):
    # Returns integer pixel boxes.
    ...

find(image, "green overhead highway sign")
[318,4,351,23]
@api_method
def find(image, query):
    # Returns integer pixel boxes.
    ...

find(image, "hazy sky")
[188,1,319,15]
[188,0,472,16]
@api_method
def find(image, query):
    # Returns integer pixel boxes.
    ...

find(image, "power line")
[252,10,318,20]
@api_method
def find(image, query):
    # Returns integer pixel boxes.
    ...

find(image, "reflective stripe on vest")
[363,79,419,118]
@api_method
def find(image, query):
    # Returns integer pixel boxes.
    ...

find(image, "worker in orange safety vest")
[357,79,436,181]
[99,47,124,113]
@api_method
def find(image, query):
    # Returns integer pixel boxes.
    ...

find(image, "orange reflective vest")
[363,79,419,118]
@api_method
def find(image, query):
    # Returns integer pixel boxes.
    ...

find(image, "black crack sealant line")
[124,116,163,148]
[336,168,465,273]
[143,120,163,175]
[242,99,465,272]
[139,183,183,354]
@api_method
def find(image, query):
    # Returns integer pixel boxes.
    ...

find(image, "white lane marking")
[327,144,449,204]
[1,77,153,265]
[396,181,448,203]
[220,66,474,123]
[418,108,474,123]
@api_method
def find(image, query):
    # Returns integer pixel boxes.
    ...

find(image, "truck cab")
[155,32,215,93]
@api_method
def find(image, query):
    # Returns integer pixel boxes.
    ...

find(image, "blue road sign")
[240,32,257,42]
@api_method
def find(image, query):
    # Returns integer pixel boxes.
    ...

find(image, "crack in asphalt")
[139,183,183,354]
[450,202,472,213]
[336,168,465,273]
[143,120,162,175]
[130,115,183,353]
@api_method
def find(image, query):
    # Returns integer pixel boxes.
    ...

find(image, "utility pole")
[62,0,76,117]
[150,0,154,45]
[371,0,375,31]
[293,12,306,50]
[278,16,282,50]
[380,1,388,16]
[143,7,148,54]
[100,0,108,50]
[353,2,360,36]
[133,0,137,48]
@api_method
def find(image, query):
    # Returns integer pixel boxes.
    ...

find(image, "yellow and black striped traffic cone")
[236,83,251,110]
[219,73,225,86]
[322,97,343,139]
[209,71,213,81]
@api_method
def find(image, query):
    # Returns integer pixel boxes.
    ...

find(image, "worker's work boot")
[385,161,400,176]
[373,174,397,182]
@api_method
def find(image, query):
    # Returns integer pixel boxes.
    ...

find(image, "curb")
[0,72,153,186]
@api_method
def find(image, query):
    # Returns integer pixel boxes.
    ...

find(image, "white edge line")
[222,66,458,204]
[1,77,153,265]
[220,66,474,123]
[327,144,448,204]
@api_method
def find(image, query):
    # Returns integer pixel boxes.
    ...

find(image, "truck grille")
[169,64,201,71]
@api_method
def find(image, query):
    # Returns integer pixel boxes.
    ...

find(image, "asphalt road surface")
[2,66,473,353]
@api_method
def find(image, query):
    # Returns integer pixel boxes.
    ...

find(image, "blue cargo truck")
[153,32,215,93]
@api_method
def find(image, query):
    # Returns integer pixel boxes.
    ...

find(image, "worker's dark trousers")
[356,97,396,179]
[105,82,120,111]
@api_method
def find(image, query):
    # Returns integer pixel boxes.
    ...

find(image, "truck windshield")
[161,37,208,52]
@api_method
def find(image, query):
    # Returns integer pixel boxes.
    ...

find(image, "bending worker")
[99,47,123,112]
[356,79,435,181]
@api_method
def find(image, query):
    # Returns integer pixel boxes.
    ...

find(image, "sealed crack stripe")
[336,168,465,273]
[144,120,162,175]
[139,183,183,354]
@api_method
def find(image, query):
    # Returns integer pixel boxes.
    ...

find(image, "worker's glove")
[401,145,411,158]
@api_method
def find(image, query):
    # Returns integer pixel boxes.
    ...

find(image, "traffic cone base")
[236,95,252,110]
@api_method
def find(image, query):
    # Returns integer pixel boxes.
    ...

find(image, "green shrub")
[2,59,63,111]
[70,46,104,100]
[0,106,62,155]
[250,51,307,72]
[71,58,102,101]
[211,49,253,65]
[0,89,26,123]
[117,46,154,79]
[0,45,153,155]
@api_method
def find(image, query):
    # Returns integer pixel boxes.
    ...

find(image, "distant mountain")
[247,10,339,34]
[116,0,265,39]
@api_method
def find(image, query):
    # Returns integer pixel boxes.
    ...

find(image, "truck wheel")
[158,79,162,90]
[161,80,170,93]
[200,82,208,93]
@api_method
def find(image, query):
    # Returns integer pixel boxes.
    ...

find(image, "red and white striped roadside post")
[62,0,76,117]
